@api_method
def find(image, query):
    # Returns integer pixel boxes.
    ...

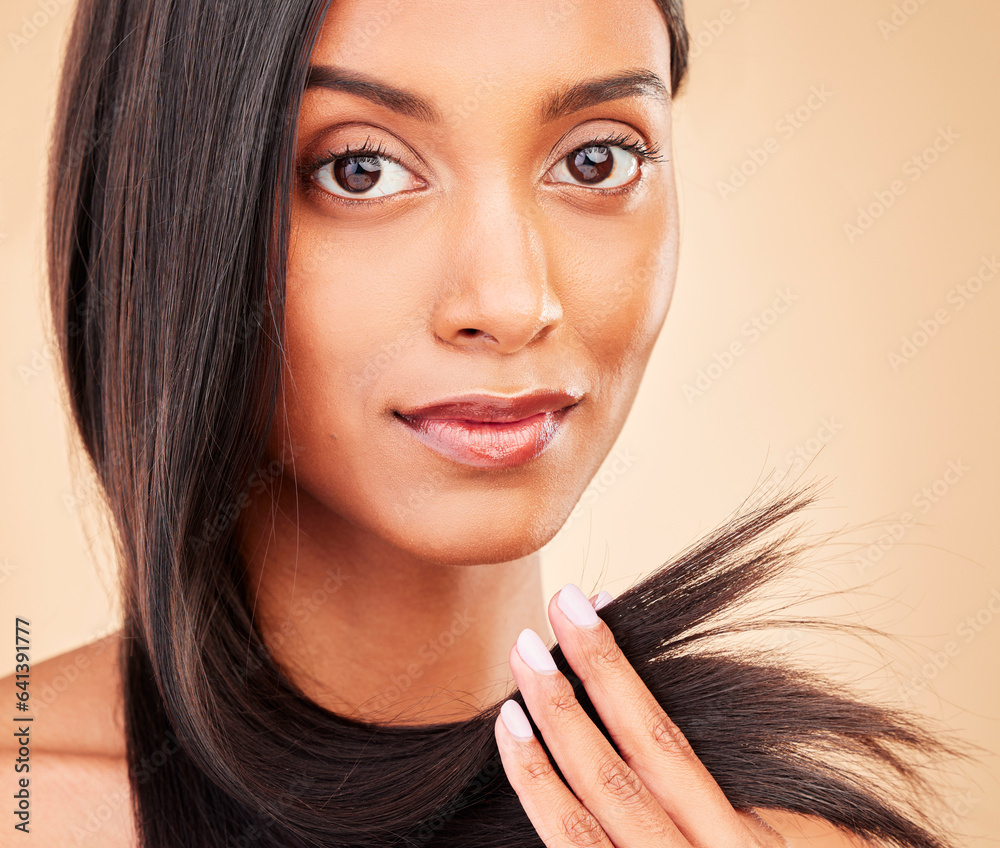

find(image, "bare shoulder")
[1,628,127,757]
[0,630,136,846]
[756,808,869,846]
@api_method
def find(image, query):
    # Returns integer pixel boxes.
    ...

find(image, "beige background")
[1,0,997,843]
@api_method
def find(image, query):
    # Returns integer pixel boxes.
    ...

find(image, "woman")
[1,0,959,845]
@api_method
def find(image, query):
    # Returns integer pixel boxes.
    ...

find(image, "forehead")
[307,0,673,107]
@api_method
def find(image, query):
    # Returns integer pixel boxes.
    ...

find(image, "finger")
[589,590,614,610]
[508,628,691,848]
[548,582,754,847]
[495,699,616,848]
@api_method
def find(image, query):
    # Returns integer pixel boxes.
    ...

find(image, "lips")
[394,390,582,468]
[396,389,582,423]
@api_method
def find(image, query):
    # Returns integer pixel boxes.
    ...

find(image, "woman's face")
[269,0,679,565]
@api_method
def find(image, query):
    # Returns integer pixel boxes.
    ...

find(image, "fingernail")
[500,699,534,740]
[516,628,558,674]
[593,590,614,611]
[558,582,600,627]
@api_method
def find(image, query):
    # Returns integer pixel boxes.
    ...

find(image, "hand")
[494,582,787,848]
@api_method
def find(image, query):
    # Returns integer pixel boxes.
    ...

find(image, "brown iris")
[333,156,382,193]
[567,145,614,184]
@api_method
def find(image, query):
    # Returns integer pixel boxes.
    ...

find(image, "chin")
[377,490,576,566]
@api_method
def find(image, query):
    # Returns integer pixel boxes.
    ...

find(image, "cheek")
[270,227,410,491]
[567,207,678,398]
[280,222,415,415]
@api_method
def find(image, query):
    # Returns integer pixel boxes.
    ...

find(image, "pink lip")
[394,390,581,468]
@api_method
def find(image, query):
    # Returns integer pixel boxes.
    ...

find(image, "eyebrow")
[305,66,670,124]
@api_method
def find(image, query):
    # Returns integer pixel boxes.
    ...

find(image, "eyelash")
[299,131,666,209]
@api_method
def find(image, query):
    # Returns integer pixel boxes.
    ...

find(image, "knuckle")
[647,708,696,760]
[559,805,606,848]
[522,755,556,786]
[547,677,580,717]
[594,754,645,807]
[588,626,624,672]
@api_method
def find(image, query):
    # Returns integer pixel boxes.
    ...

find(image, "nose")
[432,189,562,354]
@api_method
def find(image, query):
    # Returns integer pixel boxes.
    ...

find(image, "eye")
[306,138,421,204]
[548,131,664,192]
[302,130,665,207]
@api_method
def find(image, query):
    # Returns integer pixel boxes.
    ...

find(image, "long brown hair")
[46,0,959,845]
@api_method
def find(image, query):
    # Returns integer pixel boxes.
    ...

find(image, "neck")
[237,476,552,725]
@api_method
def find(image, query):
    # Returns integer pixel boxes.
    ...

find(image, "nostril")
[458,328,498,343]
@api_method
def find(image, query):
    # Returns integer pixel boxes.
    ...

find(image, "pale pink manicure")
[516,628,558,674]
[558,582,600,627]
[500,699,534,740]
[593,590,614,610]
